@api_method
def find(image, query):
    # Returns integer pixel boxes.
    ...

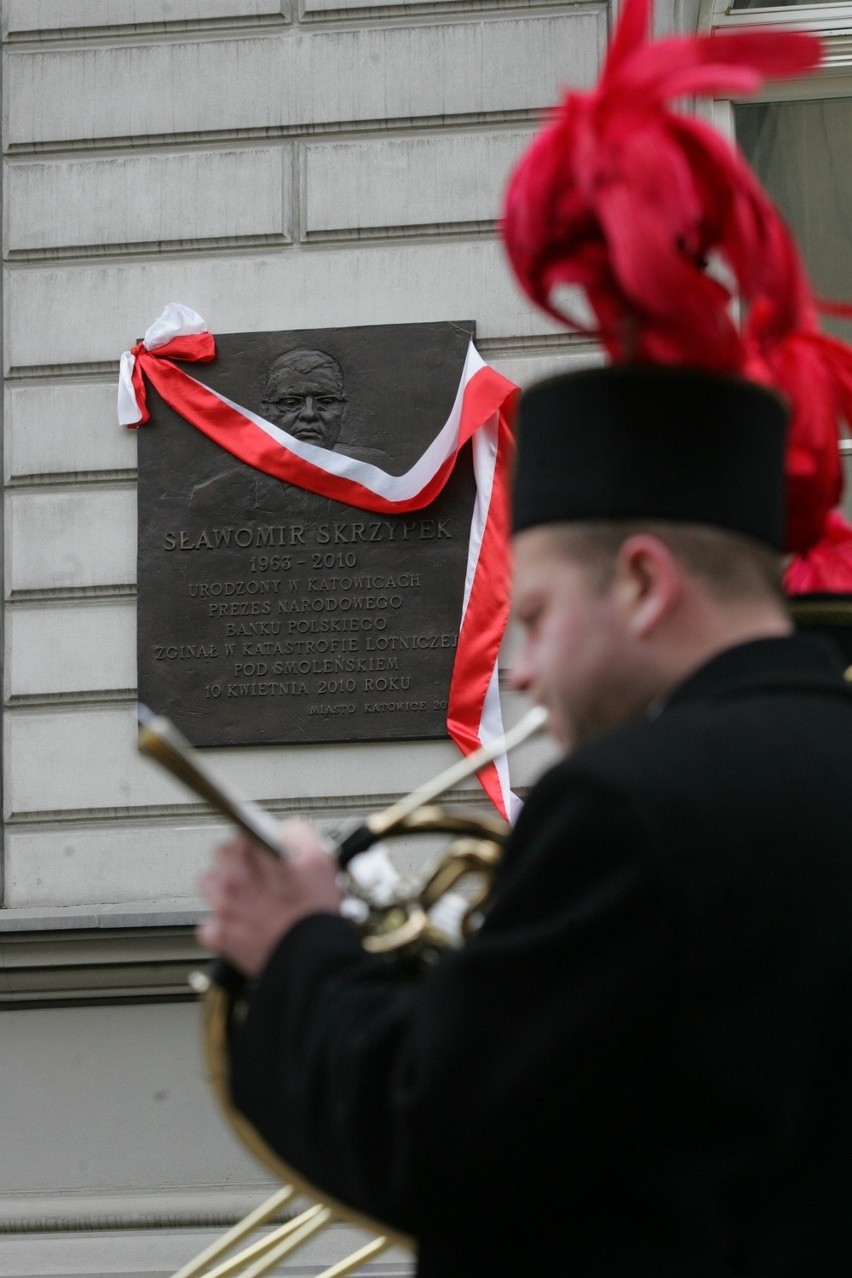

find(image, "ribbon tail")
[117,351,149,428]
[447,405,516,819]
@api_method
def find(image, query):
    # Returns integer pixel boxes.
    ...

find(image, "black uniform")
[230,635,852,1275]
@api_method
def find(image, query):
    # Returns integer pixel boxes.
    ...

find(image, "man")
[200,362,852,1275]
[262,347,348,450]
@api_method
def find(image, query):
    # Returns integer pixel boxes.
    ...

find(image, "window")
[700,0,852,476]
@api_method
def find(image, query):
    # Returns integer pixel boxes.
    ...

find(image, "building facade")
[0,0,847,1274]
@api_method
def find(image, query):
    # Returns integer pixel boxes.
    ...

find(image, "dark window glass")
[736,97,852,338]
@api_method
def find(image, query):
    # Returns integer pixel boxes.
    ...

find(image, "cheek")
[549,615,605,689]
[549,611,584,660]
[535,623,576,687]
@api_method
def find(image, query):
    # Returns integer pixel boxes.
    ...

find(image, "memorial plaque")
[137,321,478,746]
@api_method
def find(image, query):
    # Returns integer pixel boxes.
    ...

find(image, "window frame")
[696,0,852,460]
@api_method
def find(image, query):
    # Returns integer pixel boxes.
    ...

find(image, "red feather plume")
[502,0,852,576]
[784,510,852,594]
[502,0,820,369]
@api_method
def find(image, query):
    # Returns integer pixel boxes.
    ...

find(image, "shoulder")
[510,708,706,845]
[501,665,852,931]
[490,738,672,933]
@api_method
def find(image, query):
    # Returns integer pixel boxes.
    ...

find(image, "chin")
[548,718,573,753]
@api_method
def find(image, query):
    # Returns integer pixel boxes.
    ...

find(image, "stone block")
[3,703,461,818]
[5,600,136,698]
[3,0,287,35]
[4,697,550,826]
[7,238,561,371]
[6,148,290,256]
[5,487,136,594]
[490,345,604,390]
[6,13,605,147]
[5,382,134,480]
[303,129,535,236]
[0,1223,410,1278]
[0,1002,262,1196]
[301,0,470,11]
[5,822,218,907]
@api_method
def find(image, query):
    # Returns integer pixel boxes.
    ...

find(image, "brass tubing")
[363,705,548,842]
[170,1186,295,1278]
[315,1235,393,1278]
[237,1205,335,1278]
[196,1204,330,1278]
[200,983,412,1254]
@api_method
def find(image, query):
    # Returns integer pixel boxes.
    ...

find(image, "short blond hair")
[549,521,787,607]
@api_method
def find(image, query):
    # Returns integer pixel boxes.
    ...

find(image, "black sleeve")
[229,765,674,1239]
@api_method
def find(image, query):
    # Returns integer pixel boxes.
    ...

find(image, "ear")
[612,534,681,637]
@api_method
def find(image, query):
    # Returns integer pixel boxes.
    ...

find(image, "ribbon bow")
[118,302,215,427]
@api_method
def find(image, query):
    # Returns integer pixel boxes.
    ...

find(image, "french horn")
[137,704,548,1278]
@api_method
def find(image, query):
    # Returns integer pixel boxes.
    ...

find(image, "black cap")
[512,364,789,548]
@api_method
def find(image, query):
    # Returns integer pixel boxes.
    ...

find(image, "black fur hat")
[512,364,789,550]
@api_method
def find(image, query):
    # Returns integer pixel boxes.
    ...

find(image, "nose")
[506,649,531,693]
[299,396,319,422]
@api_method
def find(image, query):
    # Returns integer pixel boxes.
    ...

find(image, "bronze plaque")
[137,321,477,746]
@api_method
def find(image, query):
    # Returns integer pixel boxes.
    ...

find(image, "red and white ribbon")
[118,303,214,428]
[120,304,519,818]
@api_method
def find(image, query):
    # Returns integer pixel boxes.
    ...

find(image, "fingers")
[203,818,330,871]
[195,915,228,955]
[276,816,332,862]
[200,839,262,908]
[196,818,343,978]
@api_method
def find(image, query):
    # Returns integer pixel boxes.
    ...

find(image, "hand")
[197,818,343,978]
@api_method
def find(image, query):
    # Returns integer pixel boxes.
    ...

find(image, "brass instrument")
[138,704,548,1278]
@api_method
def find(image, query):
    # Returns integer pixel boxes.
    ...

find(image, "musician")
[199,0,852,1268]
[199,363,852,1275]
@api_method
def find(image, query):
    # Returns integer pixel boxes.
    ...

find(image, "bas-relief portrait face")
[261,348,348,451]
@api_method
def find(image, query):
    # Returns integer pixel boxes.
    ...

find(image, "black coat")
[230,636,852,1275]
